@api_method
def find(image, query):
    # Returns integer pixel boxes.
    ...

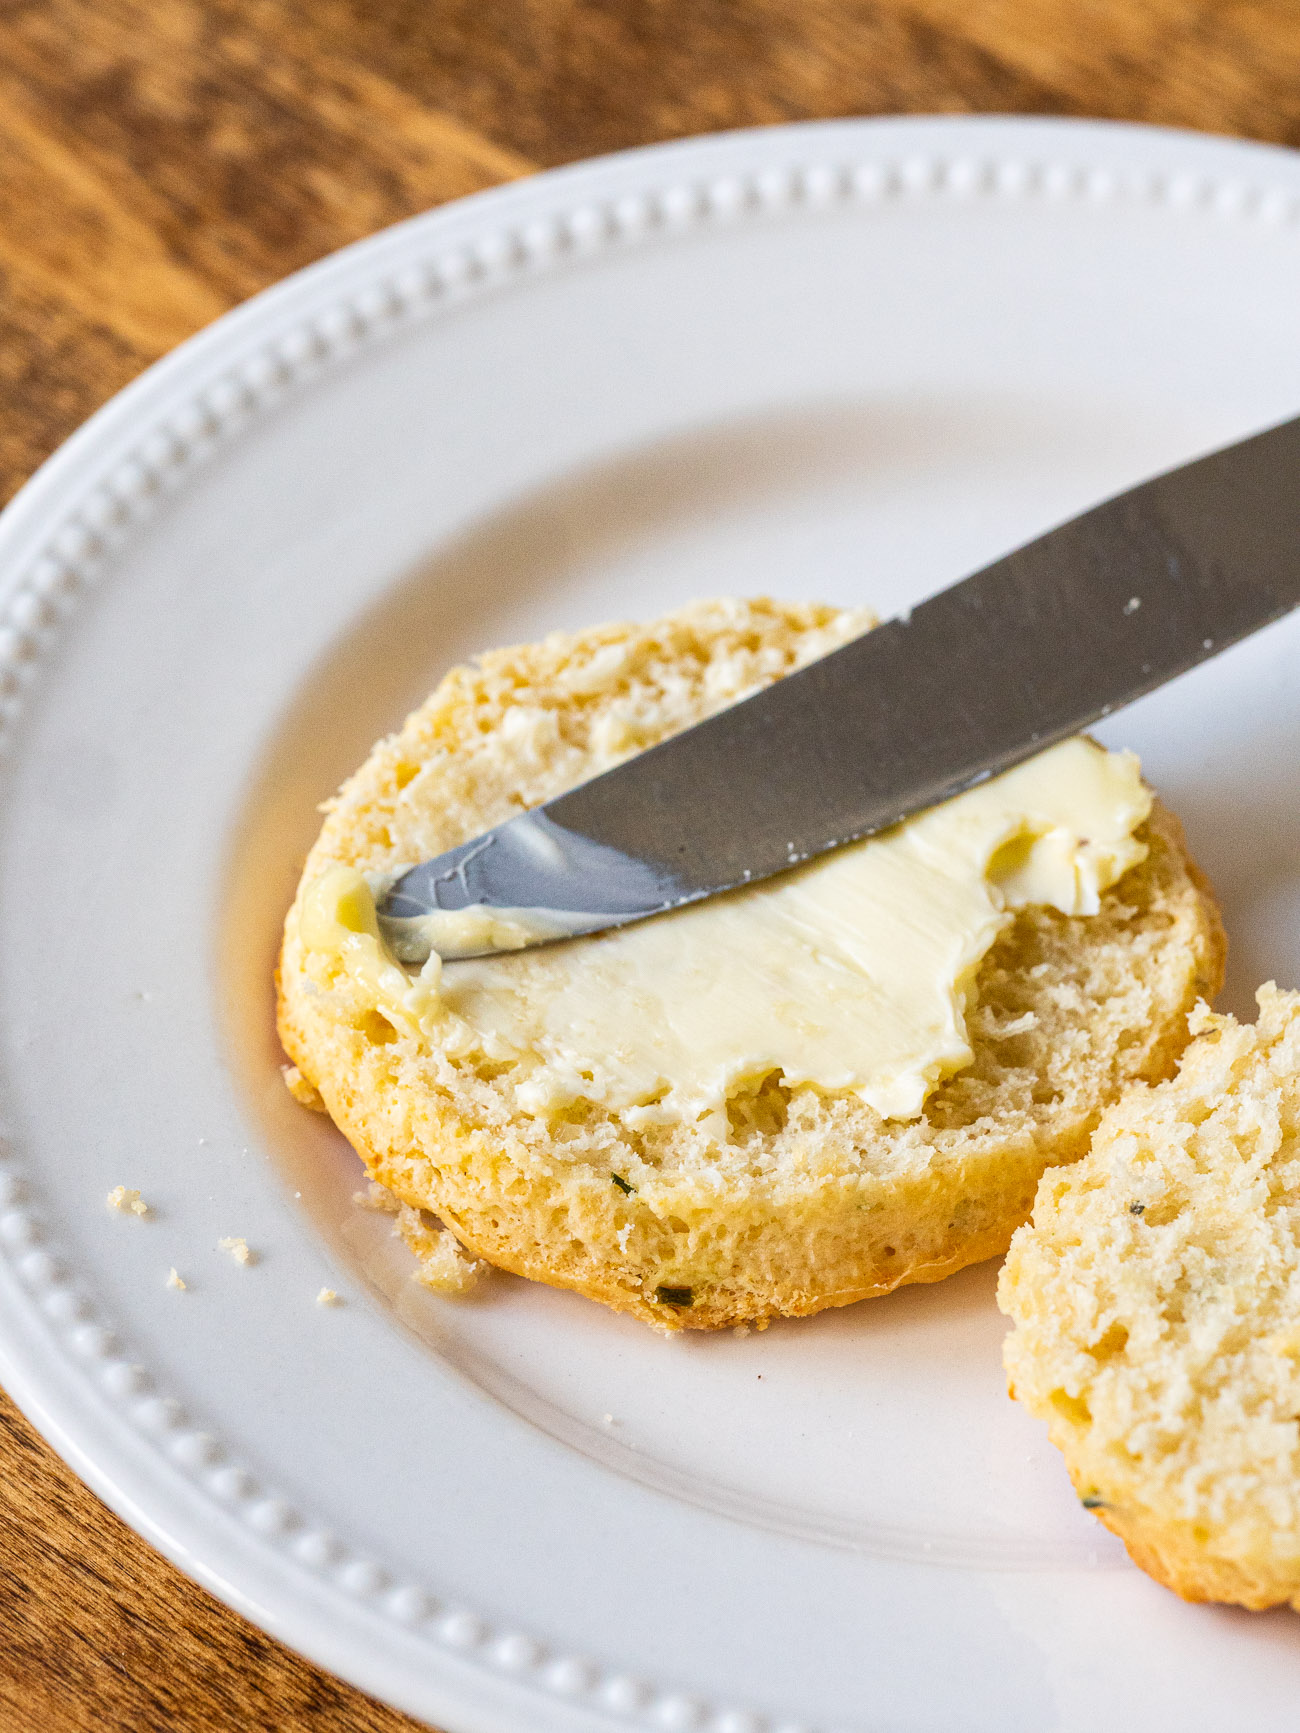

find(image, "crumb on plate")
[394,1205,483,1295]
[106,1185,149,1218]
[354,1181,400,1214]
[281,1063,326,1112]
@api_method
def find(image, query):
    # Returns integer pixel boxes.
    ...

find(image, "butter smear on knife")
[296,736,1149,1124]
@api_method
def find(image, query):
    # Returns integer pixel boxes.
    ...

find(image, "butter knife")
[380,412,1300,961]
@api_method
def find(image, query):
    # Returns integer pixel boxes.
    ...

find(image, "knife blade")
[379,412,1300,961]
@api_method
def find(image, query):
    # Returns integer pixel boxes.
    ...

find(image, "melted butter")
[299,864,443,1036]
[297,737,1149,1123]
[384,903,586,963]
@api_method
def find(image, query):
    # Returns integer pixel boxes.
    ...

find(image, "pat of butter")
[298,737,1149,1123]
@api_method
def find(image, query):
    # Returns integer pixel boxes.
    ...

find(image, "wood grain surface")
[3,2,1300,1726]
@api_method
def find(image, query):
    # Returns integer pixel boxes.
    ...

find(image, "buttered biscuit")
[278,599,1224,1330]
[1001,986,1300,1610]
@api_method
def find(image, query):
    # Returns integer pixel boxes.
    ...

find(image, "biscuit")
[1000,985,1300,1608]
[278,598,1224,1330]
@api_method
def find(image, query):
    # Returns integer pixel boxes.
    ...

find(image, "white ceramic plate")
[5,115,1300,1733]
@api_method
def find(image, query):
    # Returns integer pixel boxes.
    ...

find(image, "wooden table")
[3,2,1300,1724]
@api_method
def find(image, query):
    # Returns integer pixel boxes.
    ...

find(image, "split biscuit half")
[1002,984,1300,1610]
[278,598,1224,1330]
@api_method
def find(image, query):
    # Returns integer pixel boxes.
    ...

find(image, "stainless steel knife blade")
[379,412,1300,960]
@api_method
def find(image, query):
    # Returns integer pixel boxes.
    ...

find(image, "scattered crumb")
[354,1181,400,1214]
[356,1182,485,1292]
[106,1186,149,1218]
[732,1323,750,1338]
[601,1413,618,1427]
[281,1064,327,1112]
[394,1204,484,1295]
[316,1287,341,1306]
[166,1268,187,1291]
[218,1236,255,1266]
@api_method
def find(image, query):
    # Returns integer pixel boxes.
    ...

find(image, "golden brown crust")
[1093,1506,1297,1611]
[278,599,1225,1330]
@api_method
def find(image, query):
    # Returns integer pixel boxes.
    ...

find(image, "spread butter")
[297,737,1149,1124]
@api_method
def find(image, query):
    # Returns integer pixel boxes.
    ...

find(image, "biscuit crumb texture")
[218,1235,254,1266]
[166,1268,186,1291]
[107,1185,148,1218]
[277,598,1224,1330]
[1001,985,1300,1610]
[316,1287,341,1306]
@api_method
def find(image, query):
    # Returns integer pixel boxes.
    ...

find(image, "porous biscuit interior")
[278,598,1225,1329]
[1001,985,1300,1609]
